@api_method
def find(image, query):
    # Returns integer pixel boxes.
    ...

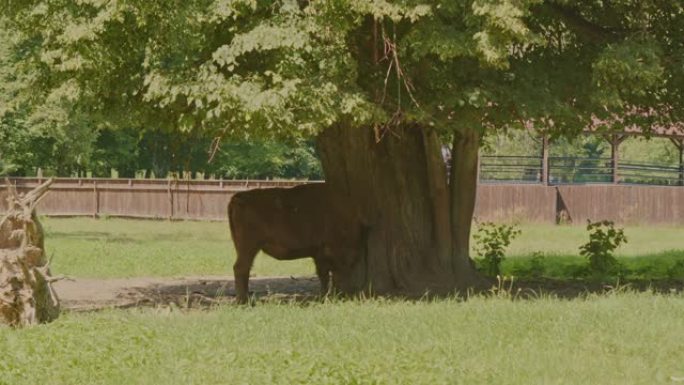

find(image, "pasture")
[2,294,684,385]
[42,218,684,279]
[1,218,683,385]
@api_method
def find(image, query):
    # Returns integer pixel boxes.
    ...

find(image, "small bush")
[666,259,684,280]
[526,252,546,279]
[508,252,546,279]
[474,222,521,277]
[579,220,627,276]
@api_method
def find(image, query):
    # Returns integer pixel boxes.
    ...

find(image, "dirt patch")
[55,276,321,311]
[54,276,684,311]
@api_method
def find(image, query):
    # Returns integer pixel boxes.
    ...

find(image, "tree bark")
[0,179,60,327]
[449,126,482,284]
[317,123,484,297]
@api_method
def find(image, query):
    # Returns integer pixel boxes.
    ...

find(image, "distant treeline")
[2,120,679,180]
[0,125,323,180]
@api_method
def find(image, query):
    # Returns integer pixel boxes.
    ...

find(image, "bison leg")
[314,259,331,296]
[233,245,258,305]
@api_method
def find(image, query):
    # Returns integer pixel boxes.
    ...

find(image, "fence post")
[167,179,174,221]
[93,181,99,218]
[608,134,627,185]
[541,134,550,185]
[672,138,684,186]
[680,141,684,187]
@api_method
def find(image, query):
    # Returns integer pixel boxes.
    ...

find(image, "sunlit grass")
[506,223,684,257]
[43,217,313,279]
[10,218,683,385]
[42,218,684,279]
[1,293,683,385]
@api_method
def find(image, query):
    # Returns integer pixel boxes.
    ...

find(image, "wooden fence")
[0,178,307,221]
[1,178,682,225]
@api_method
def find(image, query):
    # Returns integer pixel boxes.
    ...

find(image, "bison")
[228,183,367,304]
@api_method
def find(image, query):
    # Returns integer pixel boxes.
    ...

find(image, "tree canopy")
[2,0,683,294]
[2,1,682,141]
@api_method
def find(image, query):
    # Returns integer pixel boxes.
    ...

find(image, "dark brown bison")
[228,183,367,304]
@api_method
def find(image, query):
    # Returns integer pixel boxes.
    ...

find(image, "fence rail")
[480,155,684,186]
[0,178,315,221]
[1,177,682,225]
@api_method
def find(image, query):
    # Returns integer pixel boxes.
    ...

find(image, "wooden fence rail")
[0,178,312,221]
[1,178,682,225]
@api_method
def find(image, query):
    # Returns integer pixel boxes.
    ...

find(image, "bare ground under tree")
[54,275,684,311]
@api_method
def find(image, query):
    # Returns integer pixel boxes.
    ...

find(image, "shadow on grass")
[116,276,323,310]
[99,276,684,311]
[58,250,684,312]
[57,276,322,312]
[510,277,684,299]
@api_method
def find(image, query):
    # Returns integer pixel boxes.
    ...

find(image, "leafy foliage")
[474,222,522,277]
[2,0,683,144]
[579,220,628,275]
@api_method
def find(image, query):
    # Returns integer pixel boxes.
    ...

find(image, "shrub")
[526,252,546,279]
[474,222,521,277]
[509,252,546,279]
[579,220,627,276]
[667,259,684,280]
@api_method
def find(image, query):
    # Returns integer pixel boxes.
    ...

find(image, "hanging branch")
[375,22,421,143]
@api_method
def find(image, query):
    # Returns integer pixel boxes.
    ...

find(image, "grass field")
[42,217,312,278]
[42,218,684,279]
[2,218,682,385]
[1,293,683,385]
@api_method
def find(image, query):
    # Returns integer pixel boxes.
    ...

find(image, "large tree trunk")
[317,123,484,297]
[0,179,60,327]
[449,126,481,279]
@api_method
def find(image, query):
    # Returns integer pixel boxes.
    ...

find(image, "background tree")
[2,1,682,295]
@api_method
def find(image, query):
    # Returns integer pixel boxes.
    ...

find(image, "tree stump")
[0,179,59,327]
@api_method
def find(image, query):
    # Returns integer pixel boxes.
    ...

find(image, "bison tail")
[227,193,243,239]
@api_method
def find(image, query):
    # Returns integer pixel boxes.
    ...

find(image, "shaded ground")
[54,276,684,311]
[55,276,321,311]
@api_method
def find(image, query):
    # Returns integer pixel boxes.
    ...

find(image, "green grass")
[7,218,682,385]
[501,250,684,280]
[43,217,314,279]
[505,223,684,257]
[2,293,683,385]
[43,218,684,279]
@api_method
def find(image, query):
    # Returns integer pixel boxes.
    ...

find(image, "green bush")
[579,220,627,276]
[474,222,521,277]
[508,252,548,279]
[667,259,684,280]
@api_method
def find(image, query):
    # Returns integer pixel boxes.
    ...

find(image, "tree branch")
[540,2,617,44]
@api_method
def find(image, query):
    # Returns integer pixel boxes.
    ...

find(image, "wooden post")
[608,135,627,184]
[611,136,619,184]
[672,138,684,186]
[680,140,684,187]
[541,134,550,185]
[167,179,174,220]
[93,181,99,218]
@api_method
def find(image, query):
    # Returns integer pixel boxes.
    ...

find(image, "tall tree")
[2,1,682,295]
